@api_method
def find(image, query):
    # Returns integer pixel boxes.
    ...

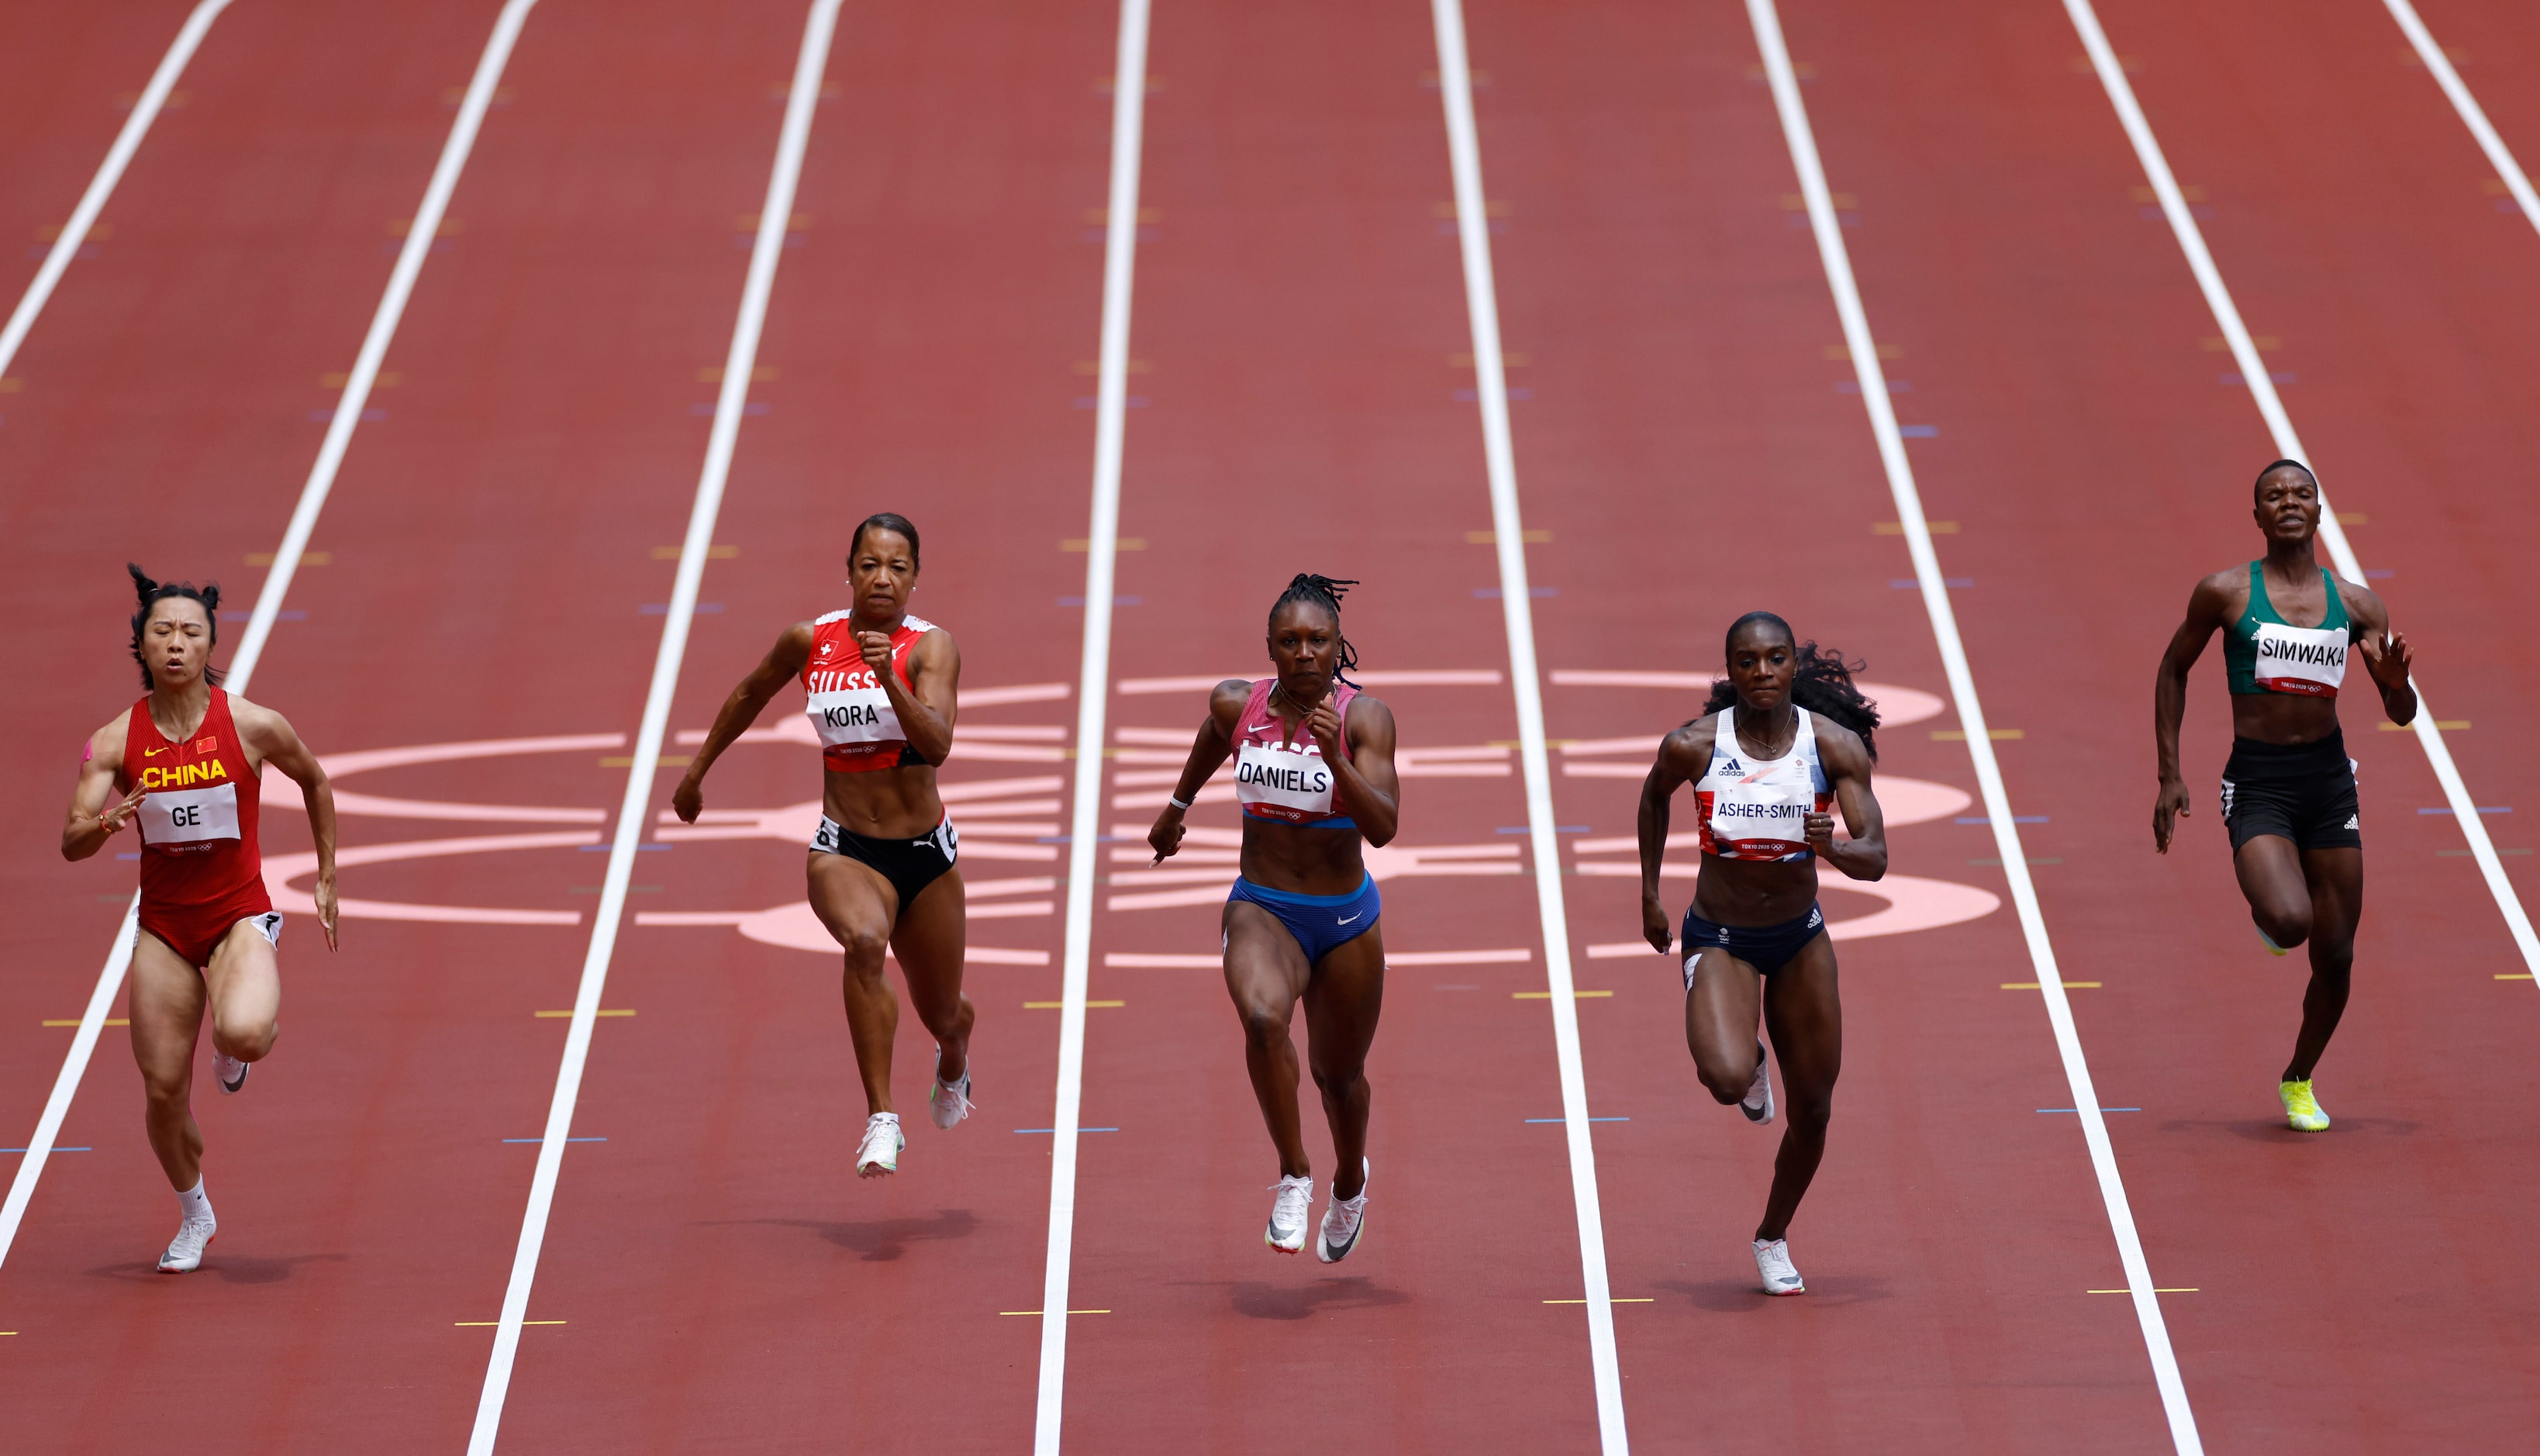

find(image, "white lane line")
[1427,3,1627,1451]
[0,0,233,382]
[2064,0,2538,981]
[2383,0,2540,240]
[1034,0,1151,1449]
[1746,3,2204,1452]
[0,0,537,1282]
[463,3,842,1450]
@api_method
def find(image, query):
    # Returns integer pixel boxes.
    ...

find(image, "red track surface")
[4,2,2538,1451]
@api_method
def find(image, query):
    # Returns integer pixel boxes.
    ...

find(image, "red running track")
[5,1,2540,1451]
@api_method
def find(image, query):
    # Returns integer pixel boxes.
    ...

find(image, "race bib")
[805,667,906,747]
[2252,622,2347,696]
[140,782,240,846]
[1236,740,1335,817]
[1706,781,1812,850]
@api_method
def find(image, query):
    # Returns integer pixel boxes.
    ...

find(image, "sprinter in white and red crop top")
[1144,574,1399,1262]
[1636,611,1888,1297]
[674,513,978,1178]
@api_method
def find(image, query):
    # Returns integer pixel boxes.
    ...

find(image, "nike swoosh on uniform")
[1337,913,1361,924]
[144,746,172,757]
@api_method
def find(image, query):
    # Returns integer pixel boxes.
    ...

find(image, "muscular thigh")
[889,866,966,1002]
[807,851,899,947]
[2300,846,2363,946]
[1223,900,1310,1016]
[204,917,281,1026]
[2232,834,2310,914]
[1303,928,1384,1071]
[1762,937,1842,1090]
[1687,948,1763,1059]
[128,931,205,1088]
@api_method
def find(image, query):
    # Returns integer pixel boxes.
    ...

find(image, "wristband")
[1167,794,1193,811]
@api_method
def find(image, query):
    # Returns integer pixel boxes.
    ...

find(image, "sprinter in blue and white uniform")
[2154,460,2417,1133]
[1638,612,1887,1296]
[1146,574,1399,1265]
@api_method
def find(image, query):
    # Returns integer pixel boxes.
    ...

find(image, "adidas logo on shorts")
[2345,815,2359,830]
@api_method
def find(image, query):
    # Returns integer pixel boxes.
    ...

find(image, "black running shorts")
[2221,733,2361,852]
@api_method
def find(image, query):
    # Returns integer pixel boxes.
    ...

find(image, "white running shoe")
[1754,1237,1803,1296]
[930,1055,973,1131]
[1740,1042,1774,1125]
[1265,1174,1313,1254]
[1317,1159,1369,1264]
[214,1052,249,1095]
[855,1113,904,1178]
[158,1216,217,1273]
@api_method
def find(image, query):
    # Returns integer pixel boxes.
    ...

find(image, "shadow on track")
[712,1208,980,1261]
[85,1251,348,1285]
[1655,1273,1893,1311]
[1176,1275,1410,1321]
[2158,1116,2421,1141]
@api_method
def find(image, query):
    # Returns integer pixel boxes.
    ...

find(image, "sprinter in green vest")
[2152,460,2417,1132]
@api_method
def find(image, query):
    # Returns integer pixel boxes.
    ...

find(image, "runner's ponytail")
[127,563,224,691]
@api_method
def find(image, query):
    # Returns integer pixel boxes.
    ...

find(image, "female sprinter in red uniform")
[1146,574,1399,1262]
[674,513,975,1178]
[2154,460,2414,1133]
[60,567,339,1273]
[1637,612,1884,1296]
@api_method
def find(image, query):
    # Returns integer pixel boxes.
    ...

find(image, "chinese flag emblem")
[197,737,219,754]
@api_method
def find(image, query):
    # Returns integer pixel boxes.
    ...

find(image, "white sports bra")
[1693,706,1831,863]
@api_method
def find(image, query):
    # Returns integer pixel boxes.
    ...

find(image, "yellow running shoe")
[2279,1079,2330,1132]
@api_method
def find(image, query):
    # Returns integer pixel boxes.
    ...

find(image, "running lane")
[1771,0,2540,1444]
[0,2,198,297]
[0,2,828,1447]
[1459,1,2178,1447]
[2083,0,2540,906]
[0,0,500,1160]
[492,2,1124,1449]
[1056,2,1601,1448]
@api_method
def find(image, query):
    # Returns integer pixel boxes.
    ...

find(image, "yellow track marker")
[1062,538,1144,551]
[1026,1000,1123,1009]
[1872,519,1950,533]
[650,544,739,560]
[599,754,692,768]
[535,1009,633,1018]
[2003,982,2100,990]
[2500,975,2535,981]
[45,1019,129,1026]
[1514,990,1612,999]
[1933,728,2022,740]
[1465,529,1551,544]
[2382,720,2467,731]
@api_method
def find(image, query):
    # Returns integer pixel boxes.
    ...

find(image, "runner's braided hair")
[1269,573,1360,688]
[1696,610,1879,762]
[848,512,921,564]
[127,563,224,691]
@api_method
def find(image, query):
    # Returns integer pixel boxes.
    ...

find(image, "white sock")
[177,1178,213,1224]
